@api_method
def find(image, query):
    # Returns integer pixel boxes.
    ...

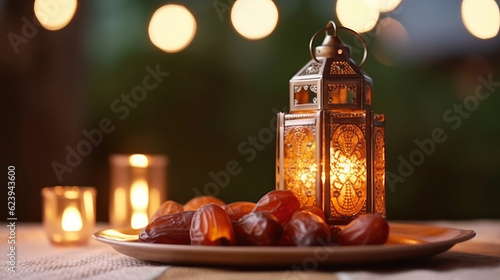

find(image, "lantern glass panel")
[327,83,357,104]
[329,124,367,217]
[365,84,372,105]
[293,84,318,105]
[283,126,317,207]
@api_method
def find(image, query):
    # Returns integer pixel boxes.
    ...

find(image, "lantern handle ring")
[309,21,368,68]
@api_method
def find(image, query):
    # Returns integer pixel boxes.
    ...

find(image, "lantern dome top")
[288,21,373,113]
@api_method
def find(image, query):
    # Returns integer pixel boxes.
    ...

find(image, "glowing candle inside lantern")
[42,186,96,245]
[109,154,167,229]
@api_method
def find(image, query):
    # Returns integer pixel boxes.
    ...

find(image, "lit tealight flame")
[336,0,379,33]
[131,180,149,210]
[148,4,197,53]
[62,206,83,232]
[131,212,149,229]
[461,0,500,39]
[130,180,149,229]
[34,0,77,31]
[129,154,149,168]
[231,0,279,40]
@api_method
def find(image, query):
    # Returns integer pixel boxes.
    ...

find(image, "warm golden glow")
[34,0,77,31]
[148,4,197,53]
[129,154,149,168]
[336,0,379,33]
[61,206,82,232]
[113,187,126,224]
[131,212,148,229]
[374,125,386,215]
[63,188,79,199]
[283,126,316,207]
[149,188,161,217]
[83,190,94,223]
[330,125,367,217]
[231,0,279,40]
[130,180,149,229]
[375,0,402,12]
[461,0,500,39]
[131,180,149,210]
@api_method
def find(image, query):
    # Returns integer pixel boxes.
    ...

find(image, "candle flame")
[62,206,82,232]
[131,180,149,210]
[131,212,148,229]
[130,180,149,229]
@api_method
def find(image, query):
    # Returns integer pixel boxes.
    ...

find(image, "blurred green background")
[2,0,500,222]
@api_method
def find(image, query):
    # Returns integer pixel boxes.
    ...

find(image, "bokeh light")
[336,0,379,33]
[231,0,279,40]
[373,17,409,65]
[461,0,500,39]
[148,4,197,53]
[375,0,402,13]
[34,0,77,31]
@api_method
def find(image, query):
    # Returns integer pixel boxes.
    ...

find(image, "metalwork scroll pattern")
[375,126,386,216]
[330,124,367,217]
[283,126,316,207]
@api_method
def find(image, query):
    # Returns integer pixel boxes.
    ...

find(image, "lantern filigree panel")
[374,114,386,216]
[329,123,367,218]
[283,125,317,207]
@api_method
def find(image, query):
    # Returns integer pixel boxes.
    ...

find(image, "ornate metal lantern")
[276,21,386,225]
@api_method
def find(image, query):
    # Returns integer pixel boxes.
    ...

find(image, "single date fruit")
[224,201,256,222]
[252,190,300,226]
[282,211,330,246]
[184,196,225,211]
[293,206,326,222]
[190,203,235,246]
[337,214,389,246]
[149,200,185,222]
[139,211,195,245]
[234,212,283,246]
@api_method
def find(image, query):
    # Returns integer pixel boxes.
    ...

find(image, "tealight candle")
[41,186,96,245]
[109,154,167,229]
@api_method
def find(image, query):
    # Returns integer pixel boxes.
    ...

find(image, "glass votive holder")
[41,186,96,245]
[109,154,167,229]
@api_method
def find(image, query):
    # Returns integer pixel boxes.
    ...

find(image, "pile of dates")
[139,190,389,247]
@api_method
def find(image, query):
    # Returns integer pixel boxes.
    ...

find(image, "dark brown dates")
[234,212,283,246]
[139,211,194,244]
[337,214,389,246]
[282,211,330,246]
[252,190,300,226]
[190,203,235,246]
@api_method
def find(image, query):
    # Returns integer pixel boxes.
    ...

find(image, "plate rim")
[93,222,476,266]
